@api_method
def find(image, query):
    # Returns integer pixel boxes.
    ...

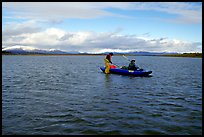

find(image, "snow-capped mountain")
[2,45,179,55]
[2,46,68,54]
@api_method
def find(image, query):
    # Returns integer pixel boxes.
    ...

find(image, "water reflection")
[104,74,112,89]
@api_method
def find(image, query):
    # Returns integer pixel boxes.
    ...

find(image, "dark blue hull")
[100,67,152,77]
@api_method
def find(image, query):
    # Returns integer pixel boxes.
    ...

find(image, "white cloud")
[2,23,202,53]
[20,28,66,46]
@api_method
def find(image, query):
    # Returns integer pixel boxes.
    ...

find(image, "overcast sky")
[2,2,202,53]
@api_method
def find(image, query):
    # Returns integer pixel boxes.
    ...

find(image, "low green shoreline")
[159,53,202,58]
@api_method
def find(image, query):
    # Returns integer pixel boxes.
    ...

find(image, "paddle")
[122,55,131,62]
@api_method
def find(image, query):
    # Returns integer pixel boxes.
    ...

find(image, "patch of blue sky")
[102,8,202,42]
[51,14,201,42]
[49,18,125,32]
[2,16,27,25]
[186,2,202,8]
[2,8,27,26]
[48,7,177,32]
[105,7,178,19]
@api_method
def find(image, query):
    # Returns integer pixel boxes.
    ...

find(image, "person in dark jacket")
[128,59,139,70]
[104,53,113,74]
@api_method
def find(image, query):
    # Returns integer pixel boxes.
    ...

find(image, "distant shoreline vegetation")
[159,53,202,58]
[2,51,202,58]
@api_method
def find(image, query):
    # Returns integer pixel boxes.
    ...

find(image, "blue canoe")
[100,67,152,77]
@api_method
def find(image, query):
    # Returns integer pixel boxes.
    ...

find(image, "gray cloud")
[2,2,117,22]
[3,21,42,36]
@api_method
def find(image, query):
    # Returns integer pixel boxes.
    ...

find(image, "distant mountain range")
[2,46,71,54]
[102,51,178,55]
[2,46,178,55]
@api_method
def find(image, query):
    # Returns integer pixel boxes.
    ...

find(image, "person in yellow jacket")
[104,52,113,74]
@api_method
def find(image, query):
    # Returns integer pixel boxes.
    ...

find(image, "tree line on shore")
[161,53,202,58]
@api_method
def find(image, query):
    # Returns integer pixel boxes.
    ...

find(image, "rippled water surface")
[2,55,202,135]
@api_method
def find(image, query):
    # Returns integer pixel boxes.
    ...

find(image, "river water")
[2,55,202,135]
